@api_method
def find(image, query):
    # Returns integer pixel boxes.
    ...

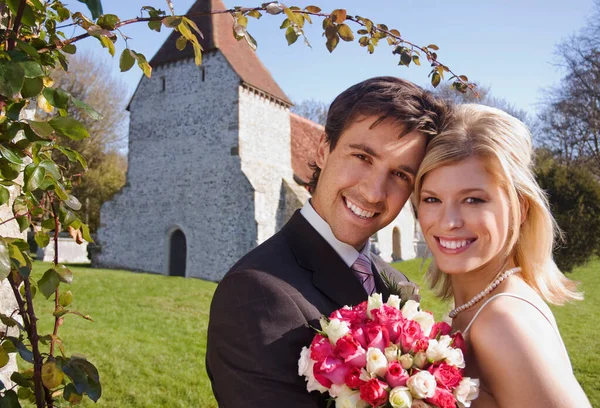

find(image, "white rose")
[454,377,480,408]
[407,371,437,399]
[426,339,450,363]
[367,293,384,319]
[412,311,435,337]
[400,300,420,320]
[330,384,353,398]
[389,386,413,408]
[398,354,414,370]
[445,347,466,369]
[298,347,312,377]
[438,335,452,348]
[306,372,328,393]
[335,390,369,408]
[387,294,402,310]
[411,400,432,408]
[385,344,400,362]
[324,318,350,345]
[359,368,372,382]
[366,348,388,378]
[413,352,427,369]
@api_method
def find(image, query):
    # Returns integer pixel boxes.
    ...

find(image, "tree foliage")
[535,150,600,272]
[538,0,600,176]
[0,0,474,406]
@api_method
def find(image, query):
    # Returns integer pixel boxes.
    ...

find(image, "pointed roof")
[150,0,291,105]
[290,113,323,185]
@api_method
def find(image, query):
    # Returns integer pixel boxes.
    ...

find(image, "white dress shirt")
[300,200,372,268]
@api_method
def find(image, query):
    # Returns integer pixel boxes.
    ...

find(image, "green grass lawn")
[23,258,599,407]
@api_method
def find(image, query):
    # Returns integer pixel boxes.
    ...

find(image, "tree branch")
[7,0,27,50]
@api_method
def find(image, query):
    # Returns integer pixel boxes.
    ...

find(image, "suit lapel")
[283,212,368,308]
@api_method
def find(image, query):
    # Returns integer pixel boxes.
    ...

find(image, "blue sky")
[71,0,595,115]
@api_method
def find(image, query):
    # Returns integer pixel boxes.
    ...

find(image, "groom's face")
[312,115,427,250]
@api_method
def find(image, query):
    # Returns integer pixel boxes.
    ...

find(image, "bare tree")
[291,98,329,126]
[538,0,600,175]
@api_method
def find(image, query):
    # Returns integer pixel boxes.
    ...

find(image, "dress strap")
[462,293,572,370]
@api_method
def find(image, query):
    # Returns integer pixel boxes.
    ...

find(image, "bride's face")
[418,157,511,275]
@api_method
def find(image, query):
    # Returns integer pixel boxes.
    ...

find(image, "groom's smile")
[312,115,428,250]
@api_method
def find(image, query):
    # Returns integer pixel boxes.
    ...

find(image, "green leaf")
[337,24,354,42]
[42,218,56,231]
[42,88,70,109]
[412,55,421,66]
[49,117,90,140]
[19,61,44,78]
[56,146,88,169]
[0,389,19,407]
[23,163,46,192]
[7,337,33,363]
[63,383,83,404]
[119,49,136,73]
[17,41,39,59]
[27,121,54,138]
[10,371,32,388]
[431,71,441,87]
[59,290,73,307]
[20,77,44,98]
[245,31,258,52]
[62,44,77,54]
[0,62,25,98]
[148,19,162,32]
[76,0,103,19]
[34,232,50,249]
[326,35,340,53]
[0,346,9,369]
[80,223,94,243]
[38,269,61,299]
[71,97,103,120]
[280,18,290,29]
[0,186,9,206]
[285,26,299,45]
[97,14,120,30]
[0,240,10,280]
[59,206,78,227]
[133,52,152,78]
[247,10,262,19]
[0,145,23,165]
[55,265,73,284]
[65,195,82,211]
[163,16,182,28]
[38,159,62,180]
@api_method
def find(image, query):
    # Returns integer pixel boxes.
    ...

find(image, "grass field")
[23,258,599,407]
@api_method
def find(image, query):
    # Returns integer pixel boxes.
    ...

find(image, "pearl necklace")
[449,267,522,319]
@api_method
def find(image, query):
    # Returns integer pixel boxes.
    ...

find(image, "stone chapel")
[96,0,425,280]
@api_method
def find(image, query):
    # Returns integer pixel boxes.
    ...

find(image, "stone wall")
[97,51,256,281]
[238,86,295,245]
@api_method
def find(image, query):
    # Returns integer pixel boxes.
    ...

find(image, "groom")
[206,77,449,407]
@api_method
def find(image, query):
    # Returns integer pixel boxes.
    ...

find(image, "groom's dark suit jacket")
[206,211,408,407]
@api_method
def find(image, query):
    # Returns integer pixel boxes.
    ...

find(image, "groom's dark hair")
[307,76,450,194]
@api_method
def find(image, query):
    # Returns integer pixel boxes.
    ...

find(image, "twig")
[7,0,27,50]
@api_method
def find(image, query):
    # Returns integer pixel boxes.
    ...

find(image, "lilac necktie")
[352,253,376,295]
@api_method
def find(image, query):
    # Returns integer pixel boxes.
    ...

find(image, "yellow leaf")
[337,24,354,42]
[41,360,64,389]
[0,346,9,368]
[37,94,53,113]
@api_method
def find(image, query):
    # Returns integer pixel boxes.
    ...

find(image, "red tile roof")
[149,0,291,105]
[290,113,323,185]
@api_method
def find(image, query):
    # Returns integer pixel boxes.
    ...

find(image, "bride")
[414,104,591,407]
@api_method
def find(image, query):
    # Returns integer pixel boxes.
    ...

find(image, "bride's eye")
[465,197,485,204]
[422,197,440,203]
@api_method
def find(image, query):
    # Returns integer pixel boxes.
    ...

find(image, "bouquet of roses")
[298,293,479,408]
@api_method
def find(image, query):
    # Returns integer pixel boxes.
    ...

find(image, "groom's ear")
[315,133,329,169]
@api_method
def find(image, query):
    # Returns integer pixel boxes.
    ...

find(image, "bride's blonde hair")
[414,104,582,305]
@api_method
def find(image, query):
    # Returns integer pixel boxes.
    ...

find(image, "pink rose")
[350,326,368,349]
[428,363,463,390]
[371,304,403,325]
[426,387,457,408]
[335,335,367,367]
[412,338,430,353]
[365,322,390,352]
[331,306,366,327]
[385,361,409,388]
[310,334,335,361]
[314,356,350,385]
[451,332,467,355]
[359,378,389,407]
[344,366,366,389]
[399,319,424,353]
[430,322,452,339]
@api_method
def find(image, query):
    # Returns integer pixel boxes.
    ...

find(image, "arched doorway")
[392,227,402,261]
[169,229,187,277]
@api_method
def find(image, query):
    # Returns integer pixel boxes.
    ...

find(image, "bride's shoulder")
[467,292,562,363]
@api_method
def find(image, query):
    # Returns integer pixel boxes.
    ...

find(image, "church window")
[161,76,166,92]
